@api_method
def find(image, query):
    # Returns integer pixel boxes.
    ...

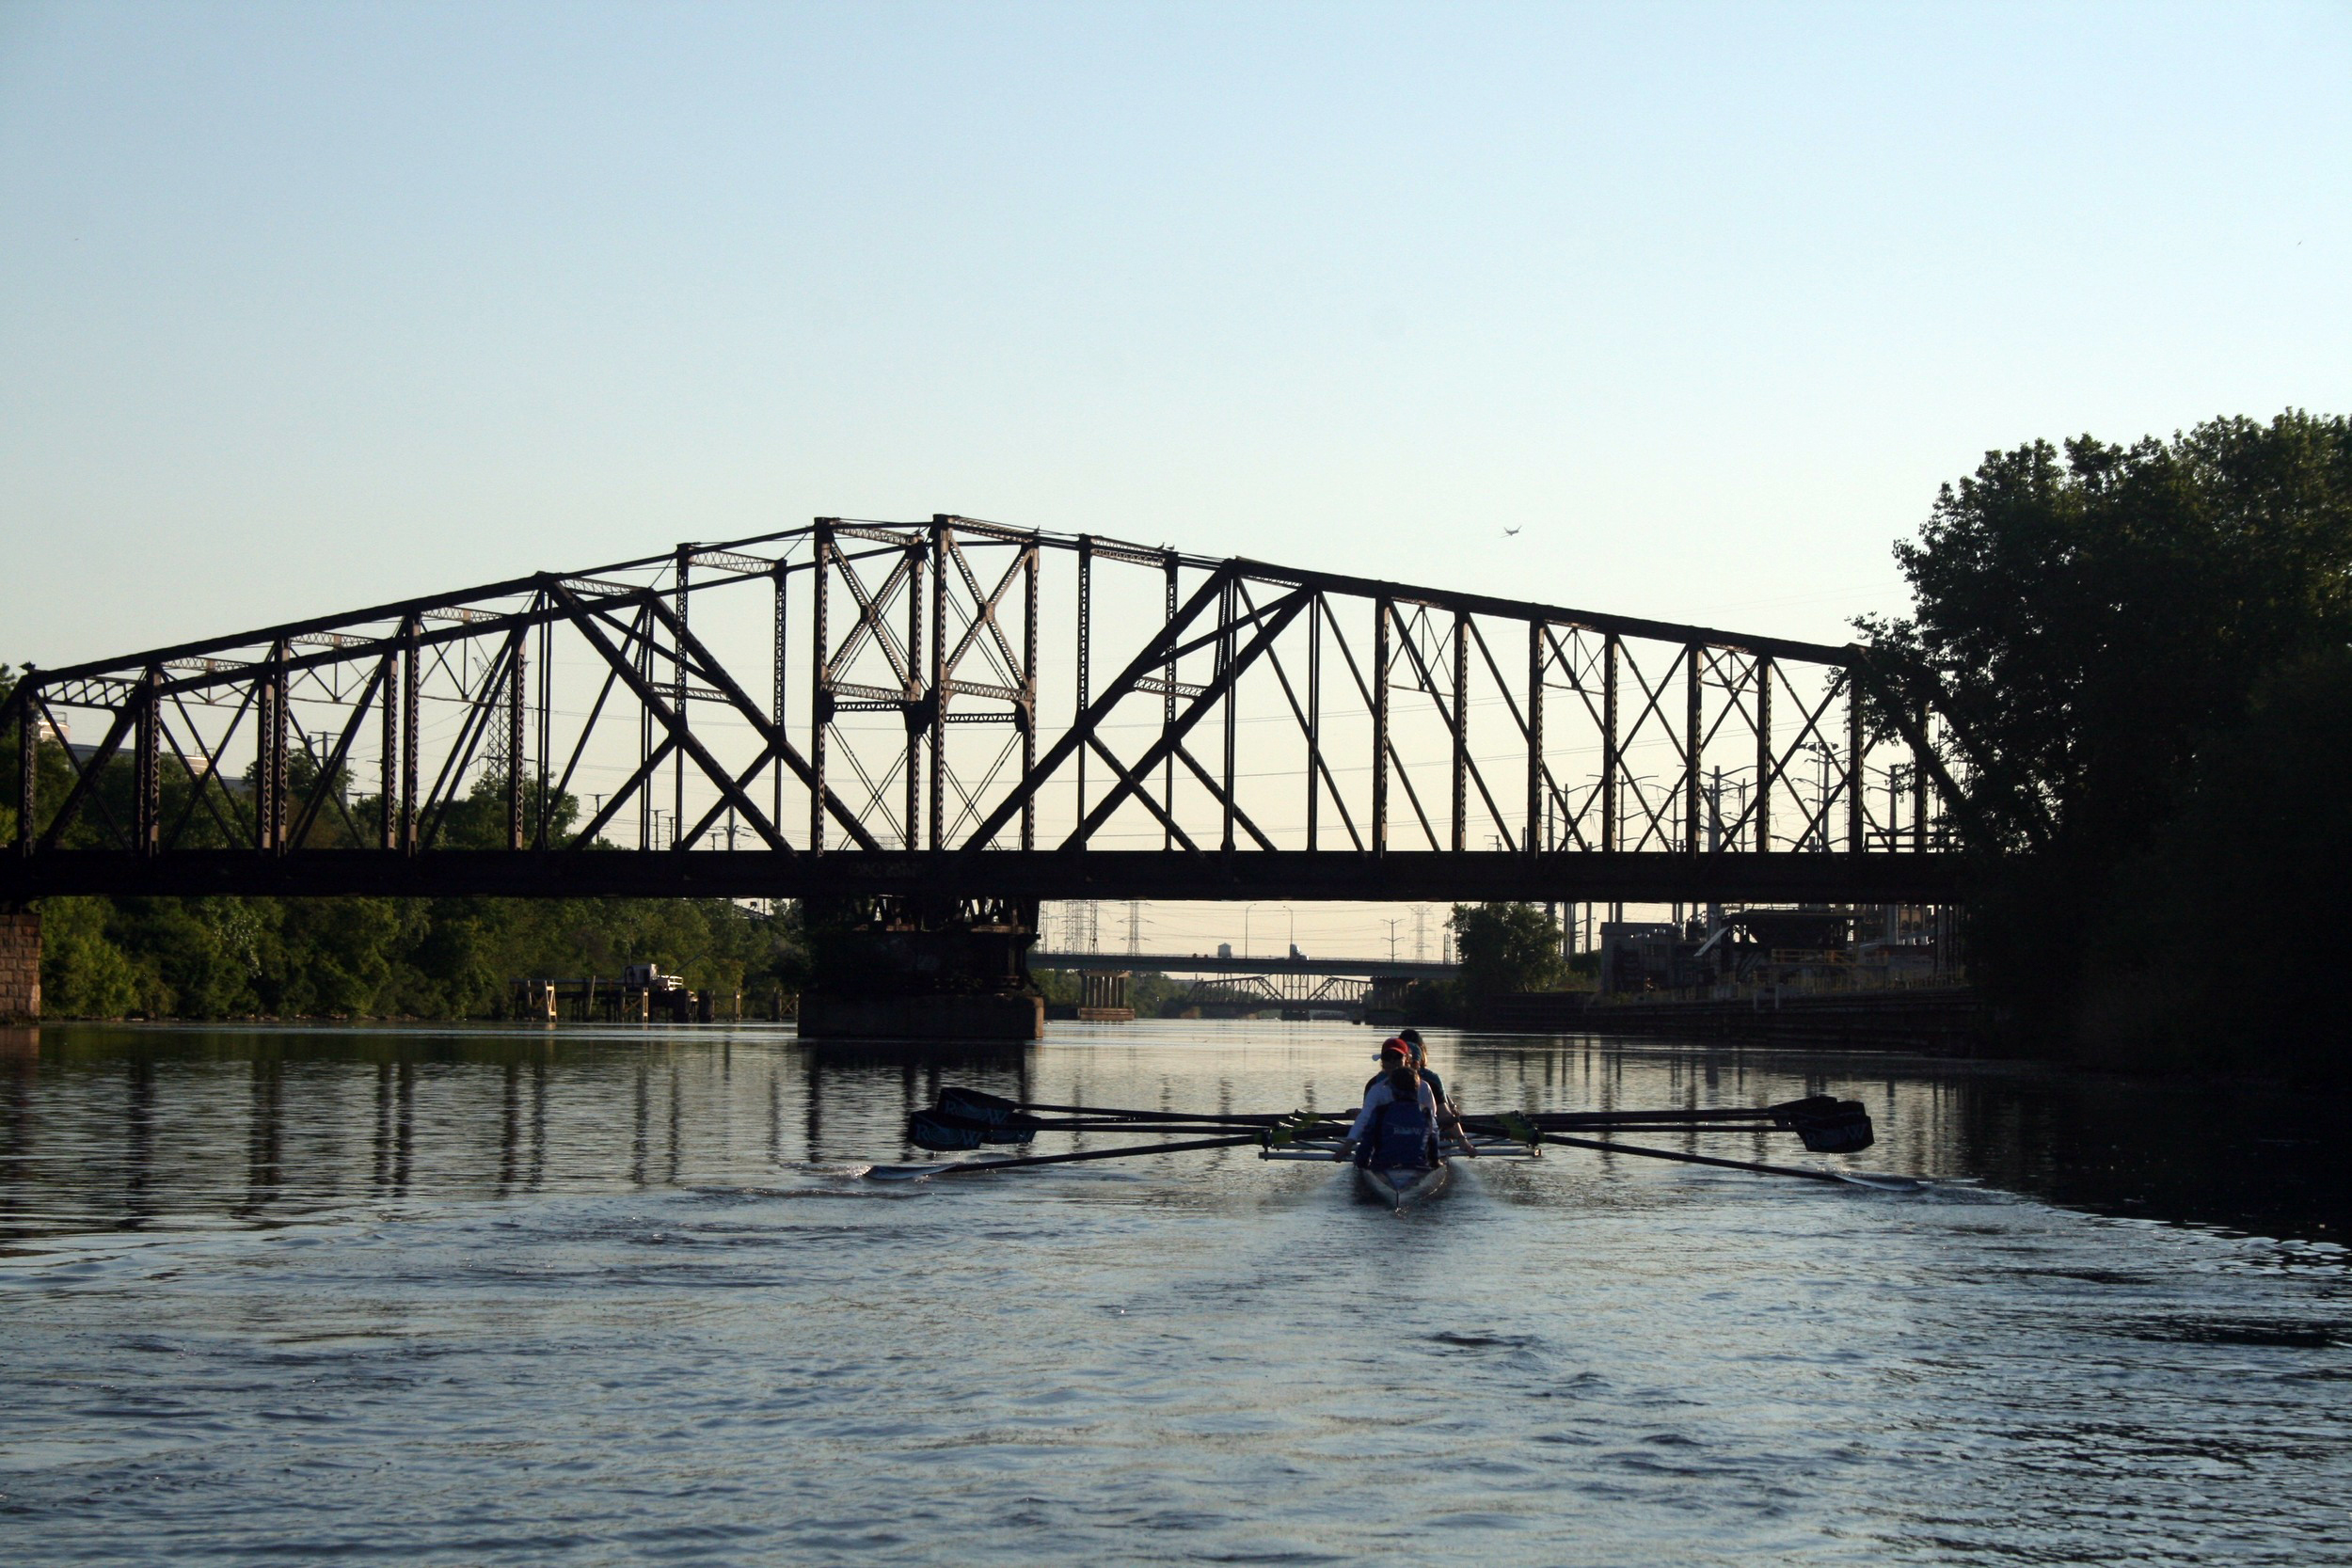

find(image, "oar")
[1018,1103,1292,1125]
[866,1132,1266,1181]
[941,1086,1291,1127]
[1499,1099,1876,1154]
[1534,1132,1922,1189]
[1468,1117,1832,1135]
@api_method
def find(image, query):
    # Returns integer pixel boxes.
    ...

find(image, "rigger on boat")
[868,1077,1919,1205]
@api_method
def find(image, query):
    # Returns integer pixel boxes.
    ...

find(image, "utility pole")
[1708,766,1724,935]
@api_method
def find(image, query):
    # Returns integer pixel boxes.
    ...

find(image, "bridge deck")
[0,848,1964,903]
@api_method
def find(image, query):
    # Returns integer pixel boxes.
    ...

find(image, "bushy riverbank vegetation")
[1862,410,2351,1074]
[0,682,810,1019]
[30,888,805,1021]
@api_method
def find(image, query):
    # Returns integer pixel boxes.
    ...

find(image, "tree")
[1447,902,1565,1001]
[2079,650,2352,1076]
[1859,411,2352,1045]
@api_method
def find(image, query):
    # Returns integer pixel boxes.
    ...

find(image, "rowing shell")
[1357,1161,1450,1211]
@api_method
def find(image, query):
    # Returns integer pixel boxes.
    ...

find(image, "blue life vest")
[1362,1091,1438,1170]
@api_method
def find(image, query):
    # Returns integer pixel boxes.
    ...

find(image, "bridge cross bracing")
[2,516,1969,903]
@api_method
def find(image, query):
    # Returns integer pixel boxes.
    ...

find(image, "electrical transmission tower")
[1125,901,1140,957]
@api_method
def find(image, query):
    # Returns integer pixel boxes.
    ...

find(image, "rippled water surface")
[3,1022,2347,1565]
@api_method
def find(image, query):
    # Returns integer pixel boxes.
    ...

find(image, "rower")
[1362,1031,1475,1155]
[1334,1051,1442,1167]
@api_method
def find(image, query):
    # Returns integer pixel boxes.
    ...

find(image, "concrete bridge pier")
[0,907,38,1022]
[796,895,1044,1043]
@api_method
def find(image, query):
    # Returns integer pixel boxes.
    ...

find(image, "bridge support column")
[1076,971,1135,1023]
[0,907,39,1022]
[797,895,1043,1044]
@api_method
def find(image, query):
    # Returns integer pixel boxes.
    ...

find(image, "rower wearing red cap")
[1362,1029,1472,1150]
[1335,1033,1477,1167]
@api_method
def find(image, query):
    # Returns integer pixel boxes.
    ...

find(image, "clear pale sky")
[4,2,2347,954]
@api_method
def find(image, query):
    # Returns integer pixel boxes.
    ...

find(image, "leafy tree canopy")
[1860,411,2352,863]
[1447,902,1565,1000]
[1860,410,2352,1057]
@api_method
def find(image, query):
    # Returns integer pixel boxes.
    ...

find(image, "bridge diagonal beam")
[545,660,621,829]
[954,565,1235,854]
[416,635,517,850]
[1463,617,1581,855]
[1062,587,1311,850]
[1533,626,1604,848]
[1390,605,1508,850]
[940,533,1026,690]
[1717,667,1848,850]
[33,690,138,853]
[1846,643,2033,850]
[676,747,785,850]
[1172,740,1279,853]
[1613,642,1692,851]
[1083,735,1200,851]
[153,702,241,850]
[942,729,1025,845]
[567,737,676,849]
[548,582,794,854]
[288,660,389,850]
[1255,599,1364,852]
[160,680,260,850]
[1326,604,1441,851]
[825,546,916,689]
[284,705,372,851]
[624,585,882,853]
[1768,668,1858,853]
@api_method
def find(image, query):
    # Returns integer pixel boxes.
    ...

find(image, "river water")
[3,1021,2347,1566]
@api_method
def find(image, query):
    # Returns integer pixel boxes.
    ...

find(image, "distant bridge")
[1028,950,1457,980]
[2,515,1970,905]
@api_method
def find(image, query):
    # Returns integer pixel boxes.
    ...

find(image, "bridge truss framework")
[3,516,1971,905]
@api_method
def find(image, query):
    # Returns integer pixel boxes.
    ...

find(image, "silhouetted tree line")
[0,693,810,1019]
[1860,410,2352,1075]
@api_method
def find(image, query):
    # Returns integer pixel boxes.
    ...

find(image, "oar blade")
[1783,1099,1875,1153]
[908,1107,1038,1150]
[907,1110,988,1151]
[938,1086,1025,1124]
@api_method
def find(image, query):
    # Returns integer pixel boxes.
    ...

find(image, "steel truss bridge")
[1,516,1969,905]
[1029,950,1460,1020]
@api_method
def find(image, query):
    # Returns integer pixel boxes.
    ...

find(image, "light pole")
[1279,904,1296,960]
[1241,901,1260,958]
